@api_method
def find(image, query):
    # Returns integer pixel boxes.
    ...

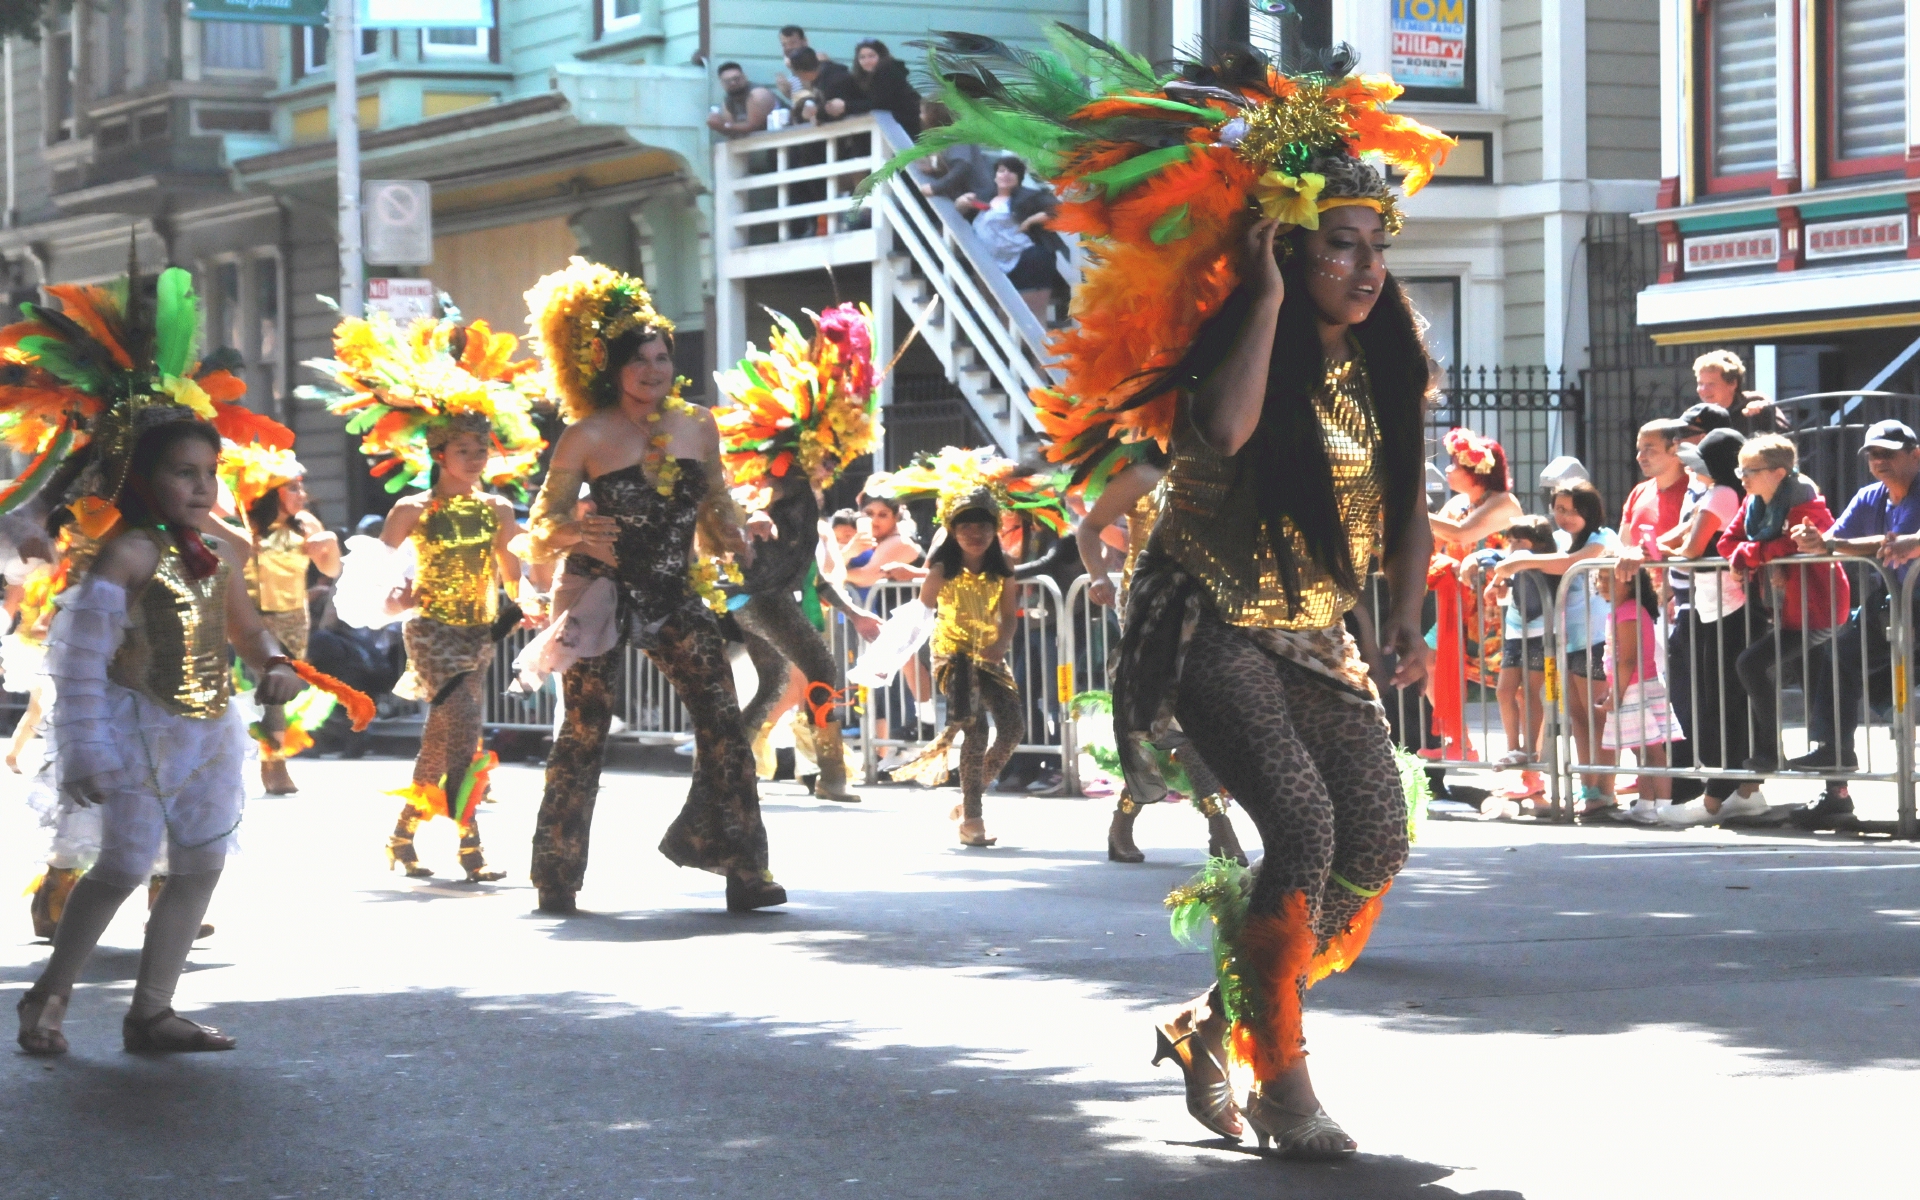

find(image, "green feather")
[765,306,806,345]
[153,267,199,378]
[15,335,106,391]
[1394,744,1431,842]
[0,423,74,516]
[1149,203,1193,244]
[284,686,340,732]
[344,404,391,435]
[1079,144,1195,198]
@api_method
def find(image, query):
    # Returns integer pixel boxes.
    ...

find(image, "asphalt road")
[4,754,1918,1200]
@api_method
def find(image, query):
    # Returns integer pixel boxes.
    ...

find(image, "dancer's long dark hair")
[1139,228,1431,601]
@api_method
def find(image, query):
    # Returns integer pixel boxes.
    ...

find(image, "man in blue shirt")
[1786,419,1920,824]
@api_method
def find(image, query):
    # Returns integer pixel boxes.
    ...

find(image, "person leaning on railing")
[1718,435,1850,782]
[1650,429,1763,827]
[1784,418,1920,829]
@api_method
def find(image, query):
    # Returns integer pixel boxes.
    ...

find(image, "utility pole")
[333,0,363,317]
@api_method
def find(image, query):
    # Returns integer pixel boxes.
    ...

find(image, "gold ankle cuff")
[1116,793,1140,815]
[1194,791,1230,817]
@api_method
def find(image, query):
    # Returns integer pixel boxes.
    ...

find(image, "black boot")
[1788,787,1856,831]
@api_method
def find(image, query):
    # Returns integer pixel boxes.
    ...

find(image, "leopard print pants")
[737,589,839,736]
[530,606,769,893]
[954,671,1025,820]
[1173,613,1408,941]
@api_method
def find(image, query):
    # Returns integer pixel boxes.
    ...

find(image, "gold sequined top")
[245,522,309,614]
[932,568,1007,661]
[412,493,500,627]
[109,530,233,720]
[1119,486,1164,612]
[1154,356,1383,630]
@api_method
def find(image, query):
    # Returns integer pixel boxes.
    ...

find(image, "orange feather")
[43,284,133,368]
[1227,892,1317,1080]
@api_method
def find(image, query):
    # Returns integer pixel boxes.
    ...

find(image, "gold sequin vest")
[412,493,500,627]
[245,522,309,614]
[109,530,233,719]
[933,568,1005,660]
[1153,355,1384,630]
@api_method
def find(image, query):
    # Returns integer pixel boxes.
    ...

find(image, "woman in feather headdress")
[520,259,785,915]
[870,29,1448,1157]
[715,303,884,803]
[8,264,370,1056]
[310,308,543,883]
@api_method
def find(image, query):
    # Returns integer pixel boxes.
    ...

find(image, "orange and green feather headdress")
[299,308,545,501]
[715,303,881,499]
[862,27,1453,499]
[0,261,276,534]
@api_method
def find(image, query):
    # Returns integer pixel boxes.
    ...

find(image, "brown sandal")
[16,988,68,1056]
[122,1008,236,1053]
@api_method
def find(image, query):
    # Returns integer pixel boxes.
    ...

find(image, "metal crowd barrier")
[850,577,1071,785]
[1540,553,1913,836]
[446,559,1919,839]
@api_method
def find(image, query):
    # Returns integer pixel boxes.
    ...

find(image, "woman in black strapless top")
[522,259,781,914]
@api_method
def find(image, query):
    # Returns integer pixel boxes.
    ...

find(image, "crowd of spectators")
[1418,347,1920,832]
[706,27,1070,320]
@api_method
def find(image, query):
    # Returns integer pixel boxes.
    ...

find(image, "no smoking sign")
[363,179,433,266]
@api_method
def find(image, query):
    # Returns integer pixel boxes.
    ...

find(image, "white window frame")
[199,20,270,76]
[201,250,287,409]
[602,0,647,36]
[303,25,380,74]
[420,26,490,61]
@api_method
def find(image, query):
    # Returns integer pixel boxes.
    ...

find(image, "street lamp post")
[333,0,363,317]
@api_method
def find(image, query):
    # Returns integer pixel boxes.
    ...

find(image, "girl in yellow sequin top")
[376,418,526,882]
[231,448,341,796]
[892,489,1019,847]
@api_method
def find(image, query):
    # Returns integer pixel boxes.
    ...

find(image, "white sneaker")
[1715,789,1769,823]
[1617,799,1663,825]
[1658,799,1720,827]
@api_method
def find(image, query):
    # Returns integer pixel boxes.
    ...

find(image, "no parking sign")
[363,179,433,266]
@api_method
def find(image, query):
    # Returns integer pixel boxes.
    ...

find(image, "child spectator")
[1603,568,1683,823]
[1483,516,1556,803]
[1489,481,1618,813]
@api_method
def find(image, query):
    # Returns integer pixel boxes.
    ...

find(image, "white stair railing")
[711,113,1058,459]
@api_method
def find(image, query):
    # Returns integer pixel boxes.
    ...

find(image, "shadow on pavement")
[3,987,1522,1200]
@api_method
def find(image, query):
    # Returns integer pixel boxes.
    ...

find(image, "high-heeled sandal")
[386,840,433,879]
[1242,1086,1356,1159]
[123,1008,236,1053]
[954,813,997,847]
[725,873,788,913]
[1151,1016,1242,1139]
[16,987,68,1056]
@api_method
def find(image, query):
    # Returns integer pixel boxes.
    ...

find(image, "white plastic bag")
[847,600,935,688]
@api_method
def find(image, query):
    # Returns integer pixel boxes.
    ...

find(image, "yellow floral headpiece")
[864,446,1071,536]
[220,441,305,513]
[298,310,546,500]
[523,257,676,423]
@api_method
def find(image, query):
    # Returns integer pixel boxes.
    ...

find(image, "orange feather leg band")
[290,661,377,731]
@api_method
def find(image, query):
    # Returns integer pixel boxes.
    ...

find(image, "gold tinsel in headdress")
[523,257,675,423]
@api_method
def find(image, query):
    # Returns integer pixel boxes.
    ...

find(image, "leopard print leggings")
[954,672,1025,819]
[737,589,839,736]
[530,606,769,893]
[393,619,494,866]
[1173,613,1409,941]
